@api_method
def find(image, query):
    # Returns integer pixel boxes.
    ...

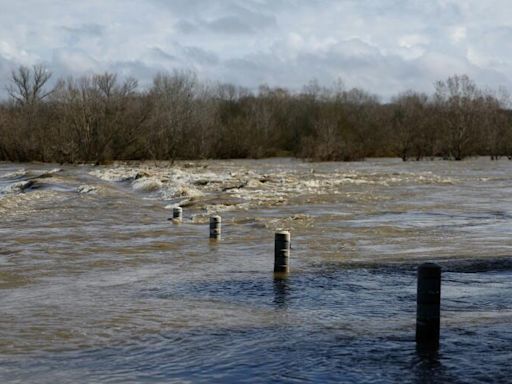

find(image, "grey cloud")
[220,34,512,100]
[467,26,512,68]
[0,54,17,94]
[149,48,177,62]
[205,4,277,34]
[207,16,256,34]
[182,47,219,65]
[175,20,198,34]
[223,57,271,86]
[148,44,219,69]
[1,0,512,99]
[61,23,105,37]
[60,23,106,46]
[148,0,219,13]
[109,60,159,83]
[51,48,100,75]
[229,4,277,29]
[148,0,276,16]
[189,7,277,35]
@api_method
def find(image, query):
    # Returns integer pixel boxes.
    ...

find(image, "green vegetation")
[1,65,511,163]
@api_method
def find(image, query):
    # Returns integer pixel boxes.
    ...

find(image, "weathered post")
[172,207,183,223]
[210,215,221,240]
[274,231,290,273]
[416,262,441,350]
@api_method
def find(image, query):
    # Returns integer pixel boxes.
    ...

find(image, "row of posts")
[172,207,222,240]
[172,207,442,351]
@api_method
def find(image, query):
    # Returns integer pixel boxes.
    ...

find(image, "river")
[1,158,511,383]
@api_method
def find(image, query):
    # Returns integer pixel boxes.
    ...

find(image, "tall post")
[416,262,441,350]
[210,215,221,240]
[172,207,183,223]
[274,231,290,273]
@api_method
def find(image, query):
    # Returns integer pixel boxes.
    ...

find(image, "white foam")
[1,169,27,178]
[3,180,33,193]
[77,185,97,194]
[132,177,163,192]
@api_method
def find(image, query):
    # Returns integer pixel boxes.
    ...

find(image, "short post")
[210,215,221,240]
[274,231,290,273]
[416,262,441,350]
[172,207,183,223]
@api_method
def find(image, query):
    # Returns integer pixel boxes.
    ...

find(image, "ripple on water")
[2,159,512,383]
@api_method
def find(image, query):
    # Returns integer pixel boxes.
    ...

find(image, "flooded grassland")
[1,158,512,383]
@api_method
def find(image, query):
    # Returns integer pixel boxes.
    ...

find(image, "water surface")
[1,158,512,383]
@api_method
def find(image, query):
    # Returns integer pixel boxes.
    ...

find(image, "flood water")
[1,158,512,383]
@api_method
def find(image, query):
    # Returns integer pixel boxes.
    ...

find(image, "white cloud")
[0,0,512,99]
[450,26,467,43]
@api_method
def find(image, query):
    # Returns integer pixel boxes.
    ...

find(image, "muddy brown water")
[1,158,512,383]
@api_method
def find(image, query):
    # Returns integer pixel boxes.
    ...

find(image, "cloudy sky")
[1,0,511,98]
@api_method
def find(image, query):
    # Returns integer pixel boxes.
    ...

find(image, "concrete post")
[172,207,183,223]
[416,262,441,350]
[210,215,221,240]
[274,231,290,273]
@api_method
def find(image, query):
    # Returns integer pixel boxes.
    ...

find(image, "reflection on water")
[273,275,290,309]
[1,158,512,383]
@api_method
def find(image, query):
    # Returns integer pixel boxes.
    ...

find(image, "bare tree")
[51,73,149,162]
[147,71,198,161]
[1,66,512,163]
[7,65,54,106]
[209,83,251,158]
[391,91,429,161]
[481,90,511,160]
[434,75,483,160]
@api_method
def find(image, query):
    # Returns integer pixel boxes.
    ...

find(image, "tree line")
[1,65,511,163]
